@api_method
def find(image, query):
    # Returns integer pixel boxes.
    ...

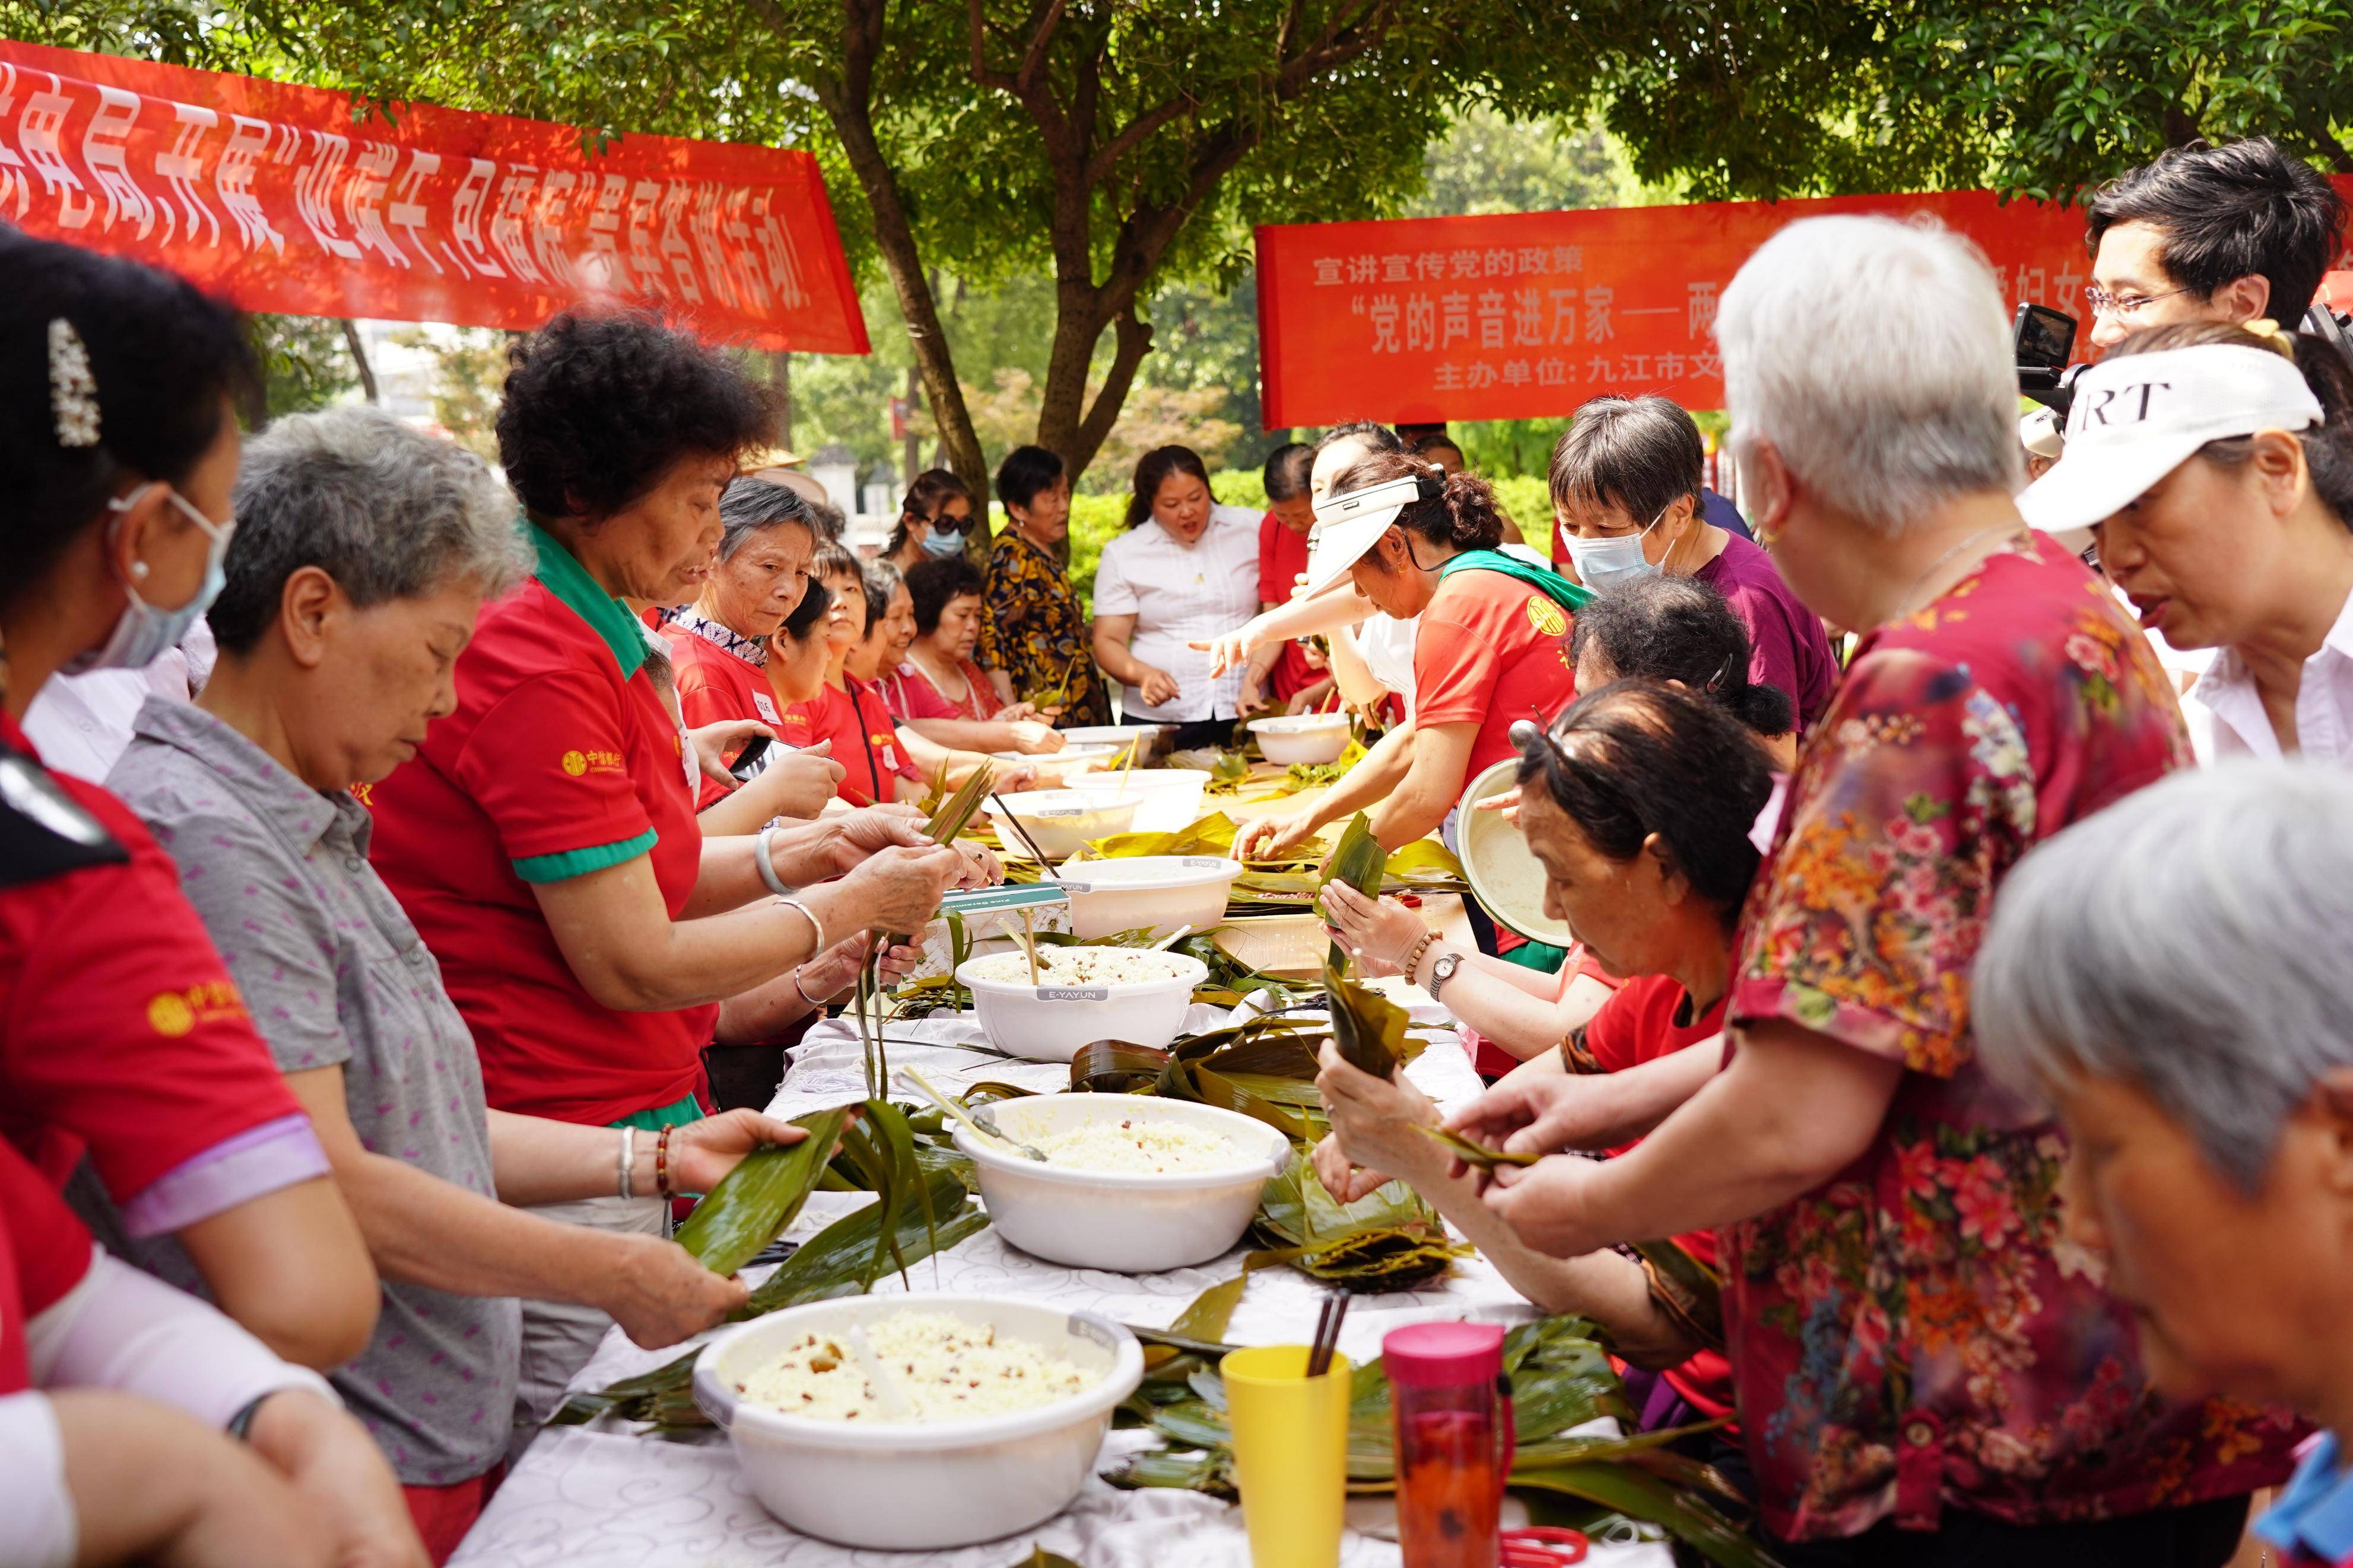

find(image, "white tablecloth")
[450,1007,1674,1568]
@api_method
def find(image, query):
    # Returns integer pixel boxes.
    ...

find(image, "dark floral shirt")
[977,530,1110,726]
[1724,533,2298,1540]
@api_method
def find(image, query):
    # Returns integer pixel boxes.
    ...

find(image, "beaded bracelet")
[655,1124,675,1200]
[1402,929,1440,987]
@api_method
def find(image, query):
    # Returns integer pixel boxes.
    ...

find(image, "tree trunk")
[903,364,922,485]
[769,349,793,451]
[341,318,380,403]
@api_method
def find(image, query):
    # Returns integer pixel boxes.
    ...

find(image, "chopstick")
[1306,1288,1348,1378]
[987,790,1059,866]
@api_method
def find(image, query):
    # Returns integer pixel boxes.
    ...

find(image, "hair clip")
[48,318,101,449]
[1413,469,1446,500]
[2243,318,2298,359]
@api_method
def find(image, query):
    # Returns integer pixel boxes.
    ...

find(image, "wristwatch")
[1426,952,1462,1003]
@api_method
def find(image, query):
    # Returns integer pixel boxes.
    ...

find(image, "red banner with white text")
[0,40,869,353]
[1255,180,2353,427]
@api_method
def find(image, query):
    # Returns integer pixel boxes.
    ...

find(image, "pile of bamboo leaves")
[1112,1315,1780,1568]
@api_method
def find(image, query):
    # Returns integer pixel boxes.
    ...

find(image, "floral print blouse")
[1723,533,2298,1541]
[977,530,1111,727]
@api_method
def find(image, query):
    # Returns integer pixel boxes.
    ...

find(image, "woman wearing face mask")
[880,469,976,577]
[977,445,1111,724]
[2021,320,2353,763]
[1551,396,1836,732]
[0,233,417,1563]
[1090,445,1263,748]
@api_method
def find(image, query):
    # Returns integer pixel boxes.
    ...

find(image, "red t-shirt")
[0,714,313,1222]
[367,529,717,1126]
[0,1136,94,1390]
[887,658,995,723]
[795,679,917,807]
[1581,972,1732,1420]
[1412,567,1579,778]
[1256,512,1319,702]
[662,627,811,809]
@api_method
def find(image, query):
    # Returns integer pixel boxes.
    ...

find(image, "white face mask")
[64,484,235,675]
[1560,507,1663,593]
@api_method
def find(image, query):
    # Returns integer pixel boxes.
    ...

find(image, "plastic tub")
[1056,854,1241,940]
[953,1096,1292,1271]
[693,1293,1143,1550]
[1457,759,1574,947]
[1247,712,1352,765]
[983,789,1140,860]
[1065,768,1208,833]
[955,946,1208,1062]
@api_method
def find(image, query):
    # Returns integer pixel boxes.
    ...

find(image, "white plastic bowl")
[954,1096,1292,1271]
[693,1293,1143,1550]
[984,788,1140,859]
[1247,712,1352,765]
[955,946,1208,1062]
[1065,768,1208,833]
[1056,854,1242,940]
[989,742,1128,767]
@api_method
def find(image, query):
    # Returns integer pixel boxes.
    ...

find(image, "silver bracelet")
[792,966,823,1006]
[617,1125,636,1200]
[755,823,795,899]
[779,895,827,955]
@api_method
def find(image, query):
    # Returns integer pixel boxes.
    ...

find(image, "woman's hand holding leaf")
[1314,1038,1444,1198]
[597,1233,754,1348]
[1479,1152,1610,1259]
[1317,882,1426,976]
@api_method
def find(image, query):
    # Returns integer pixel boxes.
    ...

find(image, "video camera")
[2019,297,2353,419]
[2014,303,2085,416]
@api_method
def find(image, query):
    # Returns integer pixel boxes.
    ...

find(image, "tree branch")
[1067,306,1156,476]
[1083,91,1199,186]
[967,0,1015,91]
[1015,0,1068,93]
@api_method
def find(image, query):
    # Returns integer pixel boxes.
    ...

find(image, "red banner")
[0,40,869,354]
[1255,180,2353,427]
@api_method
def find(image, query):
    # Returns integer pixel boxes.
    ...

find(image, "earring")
[131,561,150,581]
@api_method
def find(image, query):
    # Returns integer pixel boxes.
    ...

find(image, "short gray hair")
[1974,760,2353,1192]
[717,476,816,561]
[211,406,530,654]
[1715,215,2021,533]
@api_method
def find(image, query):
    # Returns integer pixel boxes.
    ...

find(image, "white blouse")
[2189,586,2353,764]
[1092,504,1262,721]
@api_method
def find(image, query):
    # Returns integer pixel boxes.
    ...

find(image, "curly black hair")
[905,554,985,636]
[1,232,255,607]
[496,311,777,525]
[1569,574,1794,737]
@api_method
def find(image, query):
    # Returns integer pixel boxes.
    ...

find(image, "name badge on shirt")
[754,692,781,724]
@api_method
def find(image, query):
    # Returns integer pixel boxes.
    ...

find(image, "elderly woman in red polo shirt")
[366,312,980,1436]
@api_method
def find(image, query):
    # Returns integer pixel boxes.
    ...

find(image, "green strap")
[1436,549,1594,612]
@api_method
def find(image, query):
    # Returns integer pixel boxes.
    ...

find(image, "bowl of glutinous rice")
[952,1095,1292,1273]
[955,944,1208,1062]
[694,1293,1143,1549]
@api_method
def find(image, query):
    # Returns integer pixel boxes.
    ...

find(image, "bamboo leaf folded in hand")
[1415,1121,1540,1169]
[922,759,998,845]
[1317,813,1388,970]
[1323,960,1408,1079]
[672,1107,850,1277]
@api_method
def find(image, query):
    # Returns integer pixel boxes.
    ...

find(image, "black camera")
[2015,303,2087,416]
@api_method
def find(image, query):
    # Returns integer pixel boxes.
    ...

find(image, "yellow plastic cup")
[1222,1344,1352,1568]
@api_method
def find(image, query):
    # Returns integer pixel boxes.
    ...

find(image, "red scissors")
[1500,1525,1590,1566]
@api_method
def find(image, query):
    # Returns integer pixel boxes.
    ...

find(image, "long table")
[449,1002,1675,1568]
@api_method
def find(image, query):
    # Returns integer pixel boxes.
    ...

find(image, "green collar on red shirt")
[529,521,647,679]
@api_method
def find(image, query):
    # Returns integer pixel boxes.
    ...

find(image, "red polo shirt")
[367,524,717,1126]
[0,714,320,1232]
[662,622,812,809]
[794,678,917,807]
[1583,972,1731,1420]
[1256,511,1319,702]
[1412,566,1580,777]
[0,1137,94,1390]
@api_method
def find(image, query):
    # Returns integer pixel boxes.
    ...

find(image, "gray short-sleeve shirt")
[106,696,519,1486]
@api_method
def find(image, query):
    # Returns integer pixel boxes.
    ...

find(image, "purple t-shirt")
[1693,532,1838,731]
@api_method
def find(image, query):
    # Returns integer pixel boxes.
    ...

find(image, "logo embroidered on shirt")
[561,749,624,777]
[147,980,247,1037]
[1524,596,1567,637]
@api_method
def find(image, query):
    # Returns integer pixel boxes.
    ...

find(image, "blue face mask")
[919,523,966,558]
[1560,507,1663,593]
[66,484,234,674]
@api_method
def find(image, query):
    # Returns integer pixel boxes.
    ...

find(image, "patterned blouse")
[1723,533,2299,1541]
[977,530,1111,726]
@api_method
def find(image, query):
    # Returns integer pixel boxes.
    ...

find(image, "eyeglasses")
[2082,284,2193,321]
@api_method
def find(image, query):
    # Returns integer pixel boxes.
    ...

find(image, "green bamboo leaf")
[1507,1463,1782,1568]
[1323,960,1407,1079]
[1316,812,1389,970]
[671,1108,849,1277]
